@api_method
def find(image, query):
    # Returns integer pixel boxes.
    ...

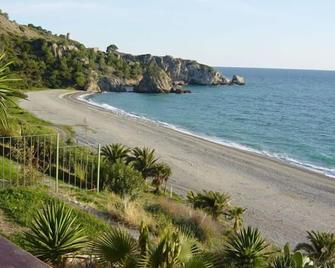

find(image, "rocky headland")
[0,11,245,94]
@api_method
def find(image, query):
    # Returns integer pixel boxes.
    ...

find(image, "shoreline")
[20,89,335,246]
[77,91,334,180]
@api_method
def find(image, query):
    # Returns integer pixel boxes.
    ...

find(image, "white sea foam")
[78,93,335,179]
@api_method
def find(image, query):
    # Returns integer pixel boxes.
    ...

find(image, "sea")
[83,67,335,178]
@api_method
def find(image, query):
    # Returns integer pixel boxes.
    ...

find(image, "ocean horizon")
[84,67,335,178]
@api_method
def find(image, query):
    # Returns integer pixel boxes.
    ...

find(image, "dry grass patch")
[107,192,155,229]
[157,197,227,244]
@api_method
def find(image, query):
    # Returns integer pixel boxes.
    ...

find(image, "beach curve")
[20,89,335,246]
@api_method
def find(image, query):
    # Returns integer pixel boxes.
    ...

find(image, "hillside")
[0,11,243,92]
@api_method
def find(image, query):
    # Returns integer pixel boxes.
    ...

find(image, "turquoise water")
[85,67,335,177]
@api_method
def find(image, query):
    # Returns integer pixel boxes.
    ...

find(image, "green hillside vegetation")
[0,11,143,90]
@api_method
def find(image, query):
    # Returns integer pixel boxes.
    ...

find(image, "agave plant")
[139,228,216,268]
[91,227,139,267]
[151,162,172,194]
[25,200,87,267]
[226,207,246,233]
[128,147,159,180]
[187,190,230,220]
[295,231,335,267]
[0,53,27,128]
[224,226,268,268]
[101,143,130,165]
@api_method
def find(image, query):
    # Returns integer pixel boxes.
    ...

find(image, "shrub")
[187,190,230,220]
[295,231,335,267]
[105,161,144,198]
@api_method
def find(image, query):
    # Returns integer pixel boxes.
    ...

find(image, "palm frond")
[91,227,139,266]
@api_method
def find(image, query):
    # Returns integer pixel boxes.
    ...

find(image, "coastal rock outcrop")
[134,64,173,93]
[120,53,231,86]
[231,75,245,85]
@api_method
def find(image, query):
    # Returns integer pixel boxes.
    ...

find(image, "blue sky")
[1,0,335,70]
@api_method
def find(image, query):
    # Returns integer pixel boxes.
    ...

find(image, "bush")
[105,161,144,198]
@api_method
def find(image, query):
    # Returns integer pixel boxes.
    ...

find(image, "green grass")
[0,186,110,249]
[5,102,74,137]
[0,156,21,183]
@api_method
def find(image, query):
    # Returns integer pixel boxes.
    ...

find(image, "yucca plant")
[0,53,27,128]
[101,143,130,165]
[295,231,335,267]
[226,207,246,233]
[25,200,88,267]
[224,226,268,268]
[271,243,314,268]
[187,190,230,220]
[91,227,139,267]
[128,147,159,180]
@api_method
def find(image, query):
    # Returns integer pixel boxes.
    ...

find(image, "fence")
[0,133,101,193]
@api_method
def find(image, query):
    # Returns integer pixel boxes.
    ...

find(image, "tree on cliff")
[106,44,119,53]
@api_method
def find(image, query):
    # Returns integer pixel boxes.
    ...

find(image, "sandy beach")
[20,89,335,246]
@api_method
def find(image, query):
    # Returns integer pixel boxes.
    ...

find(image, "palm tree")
[295,231,335,267]
[101,143,130,165]
[226,207,246,233]
[224,226,268,268]
[0,53,26,128]
[187,190,230,220]
[128,147,158,180]
[25,200,87,268]
[91,227,139,267]
[151,162,172,194]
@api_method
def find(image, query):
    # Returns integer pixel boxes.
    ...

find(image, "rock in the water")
[231,75,245,85]
[134,64,173,93]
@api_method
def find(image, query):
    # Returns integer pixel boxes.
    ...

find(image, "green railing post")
[55,134,60,193]
[97,144,101,192]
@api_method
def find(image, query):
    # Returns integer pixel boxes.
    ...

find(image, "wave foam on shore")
[78,93,335,179]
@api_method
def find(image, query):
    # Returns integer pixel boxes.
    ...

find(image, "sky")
[1,0,335,70]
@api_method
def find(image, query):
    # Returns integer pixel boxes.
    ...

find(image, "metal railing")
[0,133,102,193]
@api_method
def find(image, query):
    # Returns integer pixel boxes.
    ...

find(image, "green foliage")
[106,44,119,53]
[271,243,314,268]
[295,231,335,267]
[0,187,109,237]
[187,190,230,220]
[128,147,159,179]
[24,200,88,266]
[91,227,139,267]
[151,162,172,194]
[105,160,144,198]
[224,226,268,268]
[102,143,130,165]
[0,53,27,128]
[0,187,49,226]
[139,228,215,268]
[226,207,246,233]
